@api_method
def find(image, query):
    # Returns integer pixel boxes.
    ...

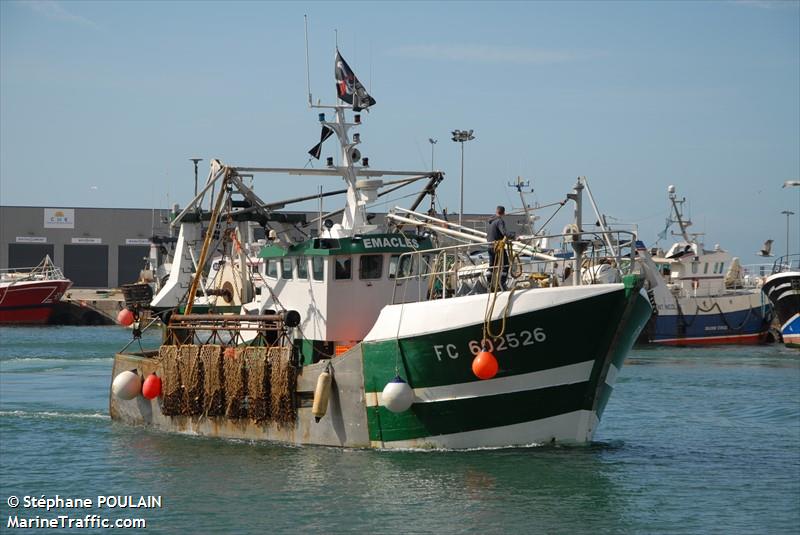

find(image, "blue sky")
[1,0,798,258]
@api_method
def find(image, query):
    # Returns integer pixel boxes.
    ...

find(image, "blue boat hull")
[643,303,771,345]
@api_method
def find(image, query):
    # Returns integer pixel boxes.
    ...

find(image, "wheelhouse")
[250,233,434,363]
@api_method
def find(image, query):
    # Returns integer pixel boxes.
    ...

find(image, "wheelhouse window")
[334,256,352,280]
[398,255,414,278]
[266,259,278,279]
[359,255,384,280]
[420,254,432,275]
[297,257,308,280]
[388,255,400,279]
[281,258,293,280]
[312,257,325,281]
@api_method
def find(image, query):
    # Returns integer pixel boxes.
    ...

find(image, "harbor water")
[1,326,798,534]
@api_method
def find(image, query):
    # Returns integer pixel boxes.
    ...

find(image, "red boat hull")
[0,280,72,324]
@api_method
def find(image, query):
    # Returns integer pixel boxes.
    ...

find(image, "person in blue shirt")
[487,206,510,289]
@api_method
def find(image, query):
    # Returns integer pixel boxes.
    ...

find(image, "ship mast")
[667,185,693,243]
[313,105,376,236]
[304,44,381,237]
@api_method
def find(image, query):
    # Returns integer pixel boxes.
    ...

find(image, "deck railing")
[737,263,776,288]
[0,255,66,282]
[391,230,639,304]
[770,254,800,274]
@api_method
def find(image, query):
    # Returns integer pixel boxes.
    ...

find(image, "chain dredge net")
[223,348,248,419]
[158,345,182,416]
[245,347,271,424]
[180,345,204,416]
[269,347,296,427]
[157,343,295,425]
[201,345,225,417]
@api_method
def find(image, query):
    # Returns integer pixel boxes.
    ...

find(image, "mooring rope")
[482,238,519,344]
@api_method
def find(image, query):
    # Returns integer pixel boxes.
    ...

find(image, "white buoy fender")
[312,370,332,422]
[581,263,622,285]
[382,376,414,413]
[112,370,142,400]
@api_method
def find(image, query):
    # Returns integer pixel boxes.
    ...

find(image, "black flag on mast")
[335,50,376,111]
[308,125,334,160]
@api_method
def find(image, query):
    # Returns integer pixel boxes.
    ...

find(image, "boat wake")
[0,410,109,421]
[1,356,113,363]
[373,439,629,454]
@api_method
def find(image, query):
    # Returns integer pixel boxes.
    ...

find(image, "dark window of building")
[64,244,109,288]
[359,255,383,280]
[312,257,325,281]
[335,256,351,280]
[118,245,150,285]
[8,244,55,269]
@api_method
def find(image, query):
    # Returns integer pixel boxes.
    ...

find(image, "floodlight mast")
[451,129,475,227]
[782,210,795,258]
[189,158,203,197]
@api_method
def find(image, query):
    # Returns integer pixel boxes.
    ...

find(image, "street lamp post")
[428,138,437,171]
[783,180,800,256]
[781,210,795,259]
[190,158,203,196]
[451,129,475,227]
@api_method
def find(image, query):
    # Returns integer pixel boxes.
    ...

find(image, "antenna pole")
[507,177,532,232]
[304,15,312,107]
[581,176,617,256]
[319,185,323,235]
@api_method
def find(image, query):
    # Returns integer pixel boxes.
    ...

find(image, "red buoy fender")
[117,308,134,326]
[472,351,499,380]
[142,373,162,400]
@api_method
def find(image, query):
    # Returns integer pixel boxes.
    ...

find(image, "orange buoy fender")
[472,351,498,380]
[117,308,134,326]
[312,369,332,422]
[142,373,162,400]
[112,370,142,400]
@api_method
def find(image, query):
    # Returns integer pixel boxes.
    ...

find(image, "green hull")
[361,282,652,448]
[110,282,651,450]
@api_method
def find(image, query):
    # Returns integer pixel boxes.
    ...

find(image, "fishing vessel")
[761,255,800,348]
[109,50,653,449]
[0,255,72,324]
[635,186,771,345]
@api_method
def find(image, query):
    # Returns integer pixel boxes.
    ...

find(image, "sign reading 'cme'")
[44,208,75,229]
